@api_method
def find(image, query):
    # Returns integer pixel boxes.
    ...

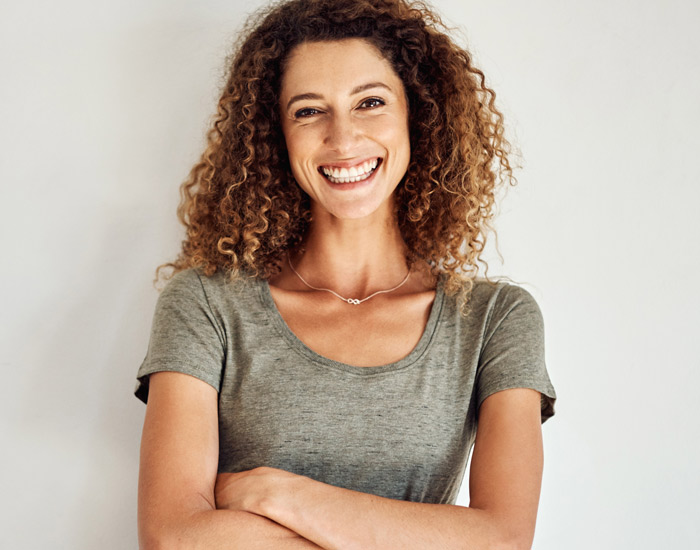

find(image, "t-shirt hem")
[477,380,557,423]
[134,360,221,404]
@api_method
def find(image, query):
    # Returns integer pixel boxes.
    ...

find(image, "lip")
[318,157,381,170]
[318,158,383,190]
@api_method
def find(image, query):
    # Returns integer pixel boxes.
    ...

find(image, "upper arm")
[138,371,220,547]
[468,387,544,549]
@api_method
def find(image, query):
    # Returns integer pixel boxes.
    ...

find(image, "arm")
[138,371,324,550]
[215,388,545,550]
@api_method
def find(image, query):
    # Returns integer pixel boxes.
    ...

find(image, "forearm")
[214,390,545,550]
[261,477,507,550]
[140,508,325,550]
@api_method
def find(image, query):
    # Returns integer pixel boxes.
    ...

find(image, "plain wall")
[1,0,698,547]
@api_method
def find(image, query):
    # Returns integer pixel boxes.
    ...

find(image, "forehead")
[280,38,402,95]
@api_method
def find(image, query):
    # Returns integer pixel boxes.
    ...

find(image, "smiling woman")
[134,1,556,549]
[280,39,410,219]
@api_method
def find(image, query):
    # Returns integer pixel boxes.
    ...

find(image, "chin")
[318,194,393,221]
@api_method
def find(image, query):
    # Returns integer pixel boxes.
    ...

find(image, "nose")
[323,112,360,154]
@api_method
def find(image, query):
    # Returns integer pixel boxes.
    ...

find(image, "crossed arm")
[138,371,544,550]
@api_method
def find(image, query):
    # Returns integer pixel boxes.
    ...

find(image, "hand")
[215,466,301,515]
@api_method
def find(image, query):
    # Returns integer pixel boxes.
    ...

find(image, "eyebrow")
[285,82,393,111]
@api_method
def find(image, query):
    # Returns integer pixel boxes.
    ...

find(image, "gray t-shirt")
[135,268,556,504]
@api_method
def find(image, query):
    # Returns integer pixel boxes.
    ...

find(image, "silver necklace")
[287,253,411,305]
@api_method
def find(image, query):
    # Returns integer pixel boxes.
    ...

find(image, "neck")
[291,203,410,298]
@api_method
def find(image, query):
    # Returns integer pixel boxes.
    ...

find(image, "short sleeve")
[134,269,226,404]
[476,284,556,423]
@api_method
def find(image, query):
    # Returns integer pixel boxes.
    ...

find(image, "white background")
[1,0,698,548]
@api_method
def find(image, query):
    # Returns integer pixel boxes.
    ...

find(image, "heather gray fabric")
[135,268,556,504]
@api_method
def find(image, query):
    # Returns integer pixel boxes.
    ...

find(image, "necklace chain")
[287,253,411,305]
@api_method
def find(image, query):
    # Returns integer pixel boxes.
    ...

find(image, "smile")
[319,158,381,184]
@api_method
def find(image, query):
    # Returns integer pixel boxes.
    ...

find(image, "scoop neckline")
[257,275,445,375]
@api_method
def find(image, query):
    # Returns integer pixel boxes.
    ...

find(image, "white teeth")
[320,158,379,184]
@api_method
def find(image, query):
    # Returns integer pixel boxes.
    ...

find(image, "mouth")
[318,158,382,184]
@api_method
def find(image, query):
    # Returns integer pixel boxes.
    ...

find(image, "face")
[279,39,410,220]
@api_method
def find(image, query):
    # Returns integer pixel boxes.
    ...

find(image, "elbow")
[139,524,190,550]
[139,533,191,550]
[497,540,532,550]
[507,542,533,550]
[139,540,165,550]
[481,516,535,550]
[138,535,167,550]
[490,529,535,550]
[139,532,175,550]
[478,536,531,550]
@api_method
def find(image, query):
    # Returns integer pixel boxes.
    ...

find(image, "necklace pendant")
[287,253,411,306]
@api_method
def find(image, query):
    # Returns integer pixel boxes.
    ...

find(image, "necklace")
[287,253,411,305]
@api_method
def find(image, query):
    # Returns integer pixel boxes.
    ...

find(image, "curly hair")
[157,0,516,302]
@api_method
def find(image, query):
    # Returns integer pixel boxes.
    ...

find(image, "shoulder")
[159,267,259,303]
[470,279,540,309]
[435,278,545,353]
[159,268,206,295]
[157,268,273,335]
[472,280,544,337]
[466,280,556,422]
[439,277,542,321]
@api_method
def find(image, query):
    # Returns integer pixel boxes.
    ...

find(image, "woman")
[135,0,556,548]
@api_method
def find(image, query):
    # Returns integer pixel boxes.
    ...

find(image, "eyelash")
[359,97,385,109]
[293,97,386,119]
[294,107,321,118]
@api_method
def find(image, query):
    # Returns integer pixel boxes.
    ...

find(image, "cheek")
[284,128,318,168]
[367,114,409,145]
[282,133,316,192]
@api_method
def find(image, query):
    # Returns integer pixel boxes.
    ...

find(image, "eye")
[358,97,385,109]
[294,107,322,118]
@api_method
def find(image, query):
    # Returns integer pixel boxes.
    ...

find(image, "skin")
[214,387,543,550]
[271,38,438,367]
[138,39,545,550]
[280,39,411,222]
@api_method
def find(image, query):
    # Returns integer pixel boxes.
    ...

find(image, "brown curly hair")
[157,0,515,301]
